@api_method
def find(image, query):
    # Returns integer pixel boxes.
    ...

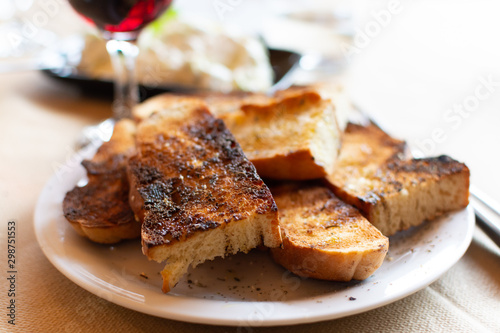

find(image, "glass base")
[75,118,115,150]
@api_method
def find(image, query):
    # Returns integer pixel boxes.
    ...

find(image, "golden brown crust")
[270,183,388,281]
[325,123,470,236]
[128,105,281,254]
[63,119,140,244]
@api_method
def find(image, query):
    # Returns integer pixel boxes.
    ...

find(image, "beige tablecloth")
[1,0,500,332]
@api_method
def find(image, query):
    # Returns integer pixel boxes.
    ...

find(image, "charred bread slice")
[270,182,388,281]
[63,119,140,244]
[127,102,281,293]
[325,123,470,236]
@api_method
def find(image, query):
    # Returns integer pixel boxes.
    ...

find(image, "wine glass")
[67,0,172,143]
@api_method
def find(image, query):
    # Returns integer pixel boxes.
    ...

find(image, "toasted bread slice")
[270,182,388,281]
[219,89,341,180]
[213,84,351,180]
[273,82,352,132]
[325,123,470,236]
[63,119,140,244]
[127,102,281,293]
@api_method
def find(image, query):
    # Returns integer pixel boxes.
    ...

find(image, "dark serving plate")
[42,48,301,101]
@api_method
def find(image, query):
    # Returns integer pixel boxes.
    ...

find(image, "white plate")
[34,150,475,327]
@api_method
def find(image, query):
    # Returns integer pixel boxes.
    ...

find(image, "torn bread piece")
[127,102,281,293]
[63,119,140,244]
[270,182,388,281]
[325,122,470,236]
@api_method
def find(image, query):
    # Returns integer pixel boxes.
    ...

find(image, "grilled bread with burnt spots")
[63,119,140,244]
[270,182,388,281]
[127,103,281,293]
[325,122,470,236]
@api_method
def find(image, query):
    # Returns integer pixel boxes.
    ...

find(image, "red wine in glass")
[68,0,172,37]
[67,0,172,122]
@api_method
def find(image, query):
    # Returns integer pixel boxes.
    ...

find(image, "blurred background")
[1,0,500,204]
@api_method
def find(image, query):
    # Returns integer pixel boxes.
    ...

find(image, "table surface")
[1,0,499,332]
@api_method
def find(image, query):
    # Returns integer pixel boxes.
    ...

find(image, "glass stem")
[106,39,139,120]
